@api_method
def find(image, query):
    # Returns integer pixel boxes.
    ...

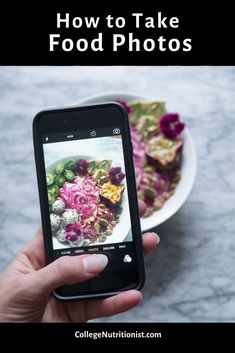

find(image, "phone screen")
[42,125,137,287]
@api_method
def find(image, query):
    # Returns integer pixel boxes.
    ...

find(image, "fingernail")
[82,254,108,273]
[151,233,160,244]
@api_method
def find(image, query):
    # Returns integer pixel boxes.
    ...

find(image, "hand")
[0,201,159,322]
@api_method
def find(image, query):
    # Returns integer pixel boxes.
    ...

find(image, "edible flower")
[159,113,185,139]
[65,231,80,242]
[65,222,82,235]
[76,159,89,176]
[108,167,125,185]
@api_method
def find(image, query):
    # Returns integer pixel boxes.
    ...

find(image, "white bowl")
[78,93,197,231]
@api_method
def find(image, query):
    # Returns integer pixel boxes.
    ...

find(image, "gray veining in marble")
[0,67,234,322]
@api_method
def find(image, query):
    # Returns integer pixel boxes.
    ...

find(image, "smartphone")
[33,103,145,300]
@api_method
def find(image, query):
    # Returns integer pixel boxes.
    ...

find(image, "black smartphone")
[33,103,145,300]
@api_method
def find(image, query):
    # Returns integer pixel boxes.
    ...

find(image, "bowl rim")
[78,91,156,104]
[77,92,197,231]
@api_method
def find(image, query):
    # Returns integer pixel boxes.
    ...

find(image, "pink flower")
[116,99,131,114]
[65,222,82,236]
[73,222,82,234]
[65,223,74,232]
[144,195,154,207]
[65,231,80,242]
[108,167,125,185]
[76,159,88,176]
[159,113,185,139]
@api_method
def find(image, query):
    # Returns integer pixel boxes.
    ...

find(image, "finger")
[27,254,108,296]
[142,232,160,255]
[86,290,142,320]
[138,200,147,217]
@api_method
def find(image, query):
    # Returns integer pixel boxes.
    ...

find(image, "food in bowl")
[145,135,183,171]
[117,99,185,217]
[46,158,125,247]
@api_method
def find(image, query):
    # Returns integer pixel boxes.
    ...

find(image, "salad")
[47,158,125,247]
[117,99,185,217]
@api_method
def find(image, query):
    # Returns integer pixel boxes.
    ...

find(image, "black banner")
[0,5,234,65]
[0,323,234,346]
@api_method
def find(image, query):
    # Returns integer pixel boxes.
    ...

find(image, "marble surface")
[0,67,234,322]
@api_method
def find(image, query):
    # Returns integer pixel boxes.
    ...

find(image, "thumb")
[28,254,108,296]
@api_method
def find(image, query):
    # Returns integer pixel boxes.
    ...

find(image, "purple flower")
[144,195,154,207]
[73,222,82,234]
[65,223,74,232]
[116,100,131,114]
[76,159,88,176]
[65,222,82,236]
[159,113,185,139]
[108,167,125,185]
[65,231,80,242]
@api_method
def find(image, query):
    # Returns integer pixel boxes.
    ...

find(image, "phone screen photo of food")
[44,134,132,250]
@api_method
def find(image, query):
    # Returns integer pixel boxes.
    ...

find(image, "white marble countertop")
[0,66,234,322]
